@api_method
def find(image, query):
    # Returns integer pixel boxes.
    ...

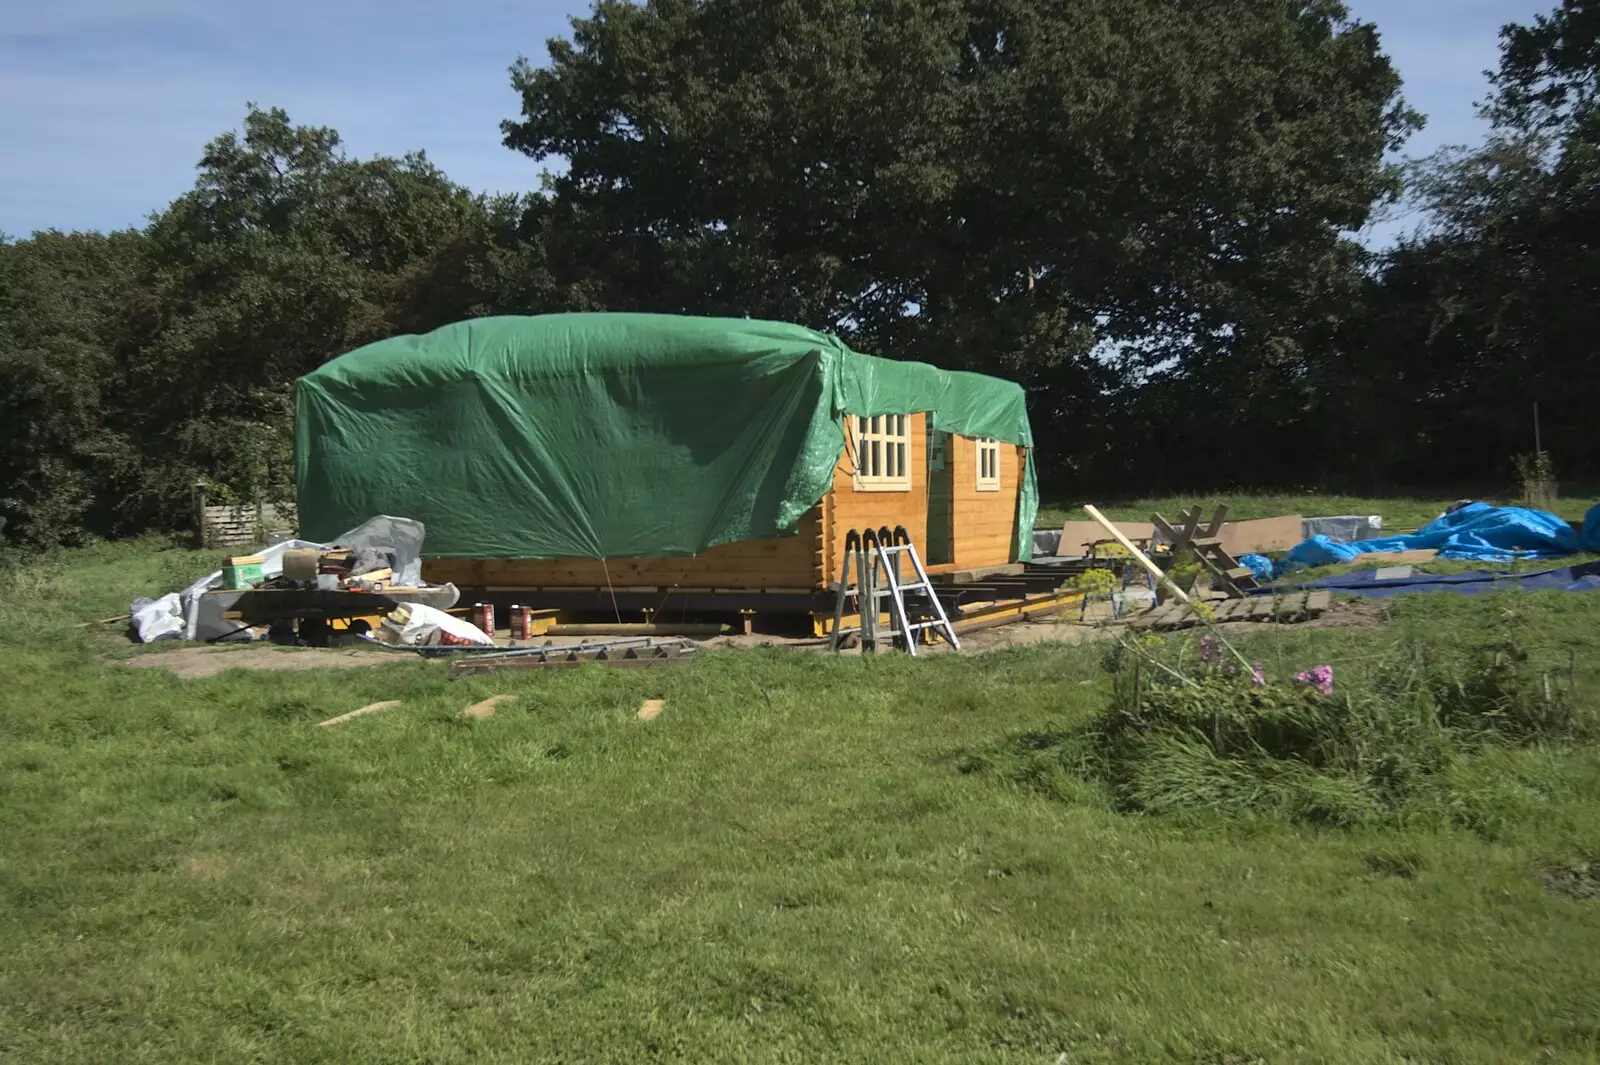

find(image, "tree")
[0,107,587,547]
[129,106,570,517]
[505,0,1416,488]
[1354,0,1600,487]
[0,229,148,545]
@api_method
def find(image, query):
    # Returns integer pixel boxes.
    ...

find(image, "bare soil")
[117,645,405,680]
[113,595,1383,678]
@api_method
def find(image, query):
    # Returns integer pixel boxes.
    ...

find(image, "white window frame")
[851,414,912,492]
[975,437,1001,492]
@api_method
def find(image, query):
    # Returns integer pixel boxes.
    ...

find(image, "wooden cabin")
[295,313,1051,631]
[420,412,1028,593]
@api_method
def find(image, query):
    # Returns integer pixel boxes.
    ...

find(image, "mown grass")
[3,540,1600,1062]
[1037,492,1599,533]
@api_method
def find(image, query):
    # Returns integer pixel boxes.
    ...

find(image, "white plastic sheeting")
[130,593,185,642]
[1301,515,1383,543]
[368,602,493,647]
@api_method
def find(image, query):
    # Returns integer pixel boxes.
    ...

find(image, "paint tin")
[472,602,496,637]
[509,604,533,641]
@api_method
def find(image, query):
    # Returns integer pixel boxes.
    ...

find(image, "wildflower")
[1293,665,1334,695]
[1251,665,1266,687]
[1199,634,1218,665]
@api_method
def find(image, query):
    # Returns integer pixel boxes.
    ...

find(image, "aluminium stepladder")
[828,526,960,656]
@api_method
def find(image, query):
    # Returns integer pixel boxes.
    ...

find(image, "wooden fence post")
[192,481,208,549]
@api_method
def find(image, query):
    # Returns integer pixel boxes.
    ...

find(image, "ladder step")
[1189,537,1222,549]
[1224,567,1256,582]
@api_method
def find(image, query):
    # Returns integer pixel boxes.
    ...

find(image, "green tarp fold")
[294,313,1037,561]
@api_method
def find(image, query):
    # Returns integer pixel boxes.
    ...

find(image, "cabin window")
[975,438,1001,491]
[852,414,912,491]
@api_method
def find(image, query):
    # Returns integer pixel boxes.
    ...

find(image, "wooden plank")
[1353,549,1437,565]
[1153,604,1198,631]
[1201,504,1229,538]
[1250,597,1277,619]
[1214,599,1248,620]
[1176,507,1203,551]
[317,701,403,728]
[545,623,730,637]
[1306,590,1332,615]
[1056,520,1156,557]
[1150,513,1183,550]
[1135,601,1181,629]
[1218,515,1303,556]
[946,563,1025,584]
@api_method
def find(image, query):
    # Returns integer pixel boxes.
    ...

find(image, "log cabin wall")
[820,412,929,584]
[422,409,1024,593]
[947,435,1026,570]
[819,413,1023,582]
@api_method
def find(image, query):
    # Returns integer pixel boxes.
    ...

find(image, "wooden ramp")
[1134,590,1332,632]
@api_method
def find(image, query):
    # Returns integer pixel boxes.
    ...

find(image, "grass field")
[1036,492,1599,533]
[3,535,1600,1062]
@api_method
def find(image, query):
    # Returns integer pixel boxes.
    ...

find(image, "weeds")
[1515,450,1559,511]
[990,610,1585,829]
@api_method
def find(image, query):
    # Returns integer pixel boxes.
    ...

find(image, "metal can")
[509,604,532,641]
[472,602,496,637]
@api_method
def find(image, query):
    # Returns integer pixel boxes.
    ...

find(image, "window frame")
[975,437,1001,492]
[850,413,913,492]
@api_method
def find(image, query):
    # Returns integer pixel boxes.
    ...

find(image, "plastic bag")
[370,603,493,648]
[130,594,185,642]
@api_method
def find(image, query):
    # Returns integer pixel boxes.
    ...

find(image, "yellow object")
[347,568,393,589]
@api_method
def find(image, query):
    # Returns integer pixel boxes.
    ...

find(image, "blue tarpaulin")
[1240,553,1276,582]
[1292,561,1600,599]
[1280,502,1600,571]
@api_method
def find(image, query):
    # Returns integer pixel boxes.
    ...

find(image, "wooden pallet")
[1133,590,1332,631]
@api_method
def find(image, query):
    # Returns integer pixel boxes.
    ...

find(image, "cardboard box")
[1056,520,1158,557]
[1218,515,1304,555]
[1056,514,1304,558]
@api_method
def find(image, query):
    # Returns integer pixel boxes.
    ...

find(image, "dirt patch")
[1542,862,1600,900]
[117,645,407,680]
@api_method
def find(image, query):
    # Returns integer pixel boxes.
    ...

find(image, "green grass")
[3,539,1600,1062]
[1037,492,1599,533]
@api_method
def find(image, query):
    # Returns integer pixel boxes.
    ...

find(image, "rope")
[601,557,622,624]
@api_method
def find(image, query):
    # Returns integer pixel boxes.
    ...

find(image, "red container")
[509,604,533,641]
[472,602,495,637]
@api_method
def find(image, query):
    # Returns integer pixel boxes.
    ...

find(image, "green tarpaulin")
[294,313,1037,561]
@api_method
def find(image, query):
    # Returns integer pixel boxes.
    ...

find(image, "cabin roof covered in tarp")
[294,313,1037,560]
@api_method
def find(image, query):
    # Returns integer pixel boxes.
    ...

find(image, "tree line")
[2,0,1595,547]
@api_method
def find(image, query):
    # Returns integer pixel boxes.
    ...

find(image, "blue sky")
[0,0,1551,243]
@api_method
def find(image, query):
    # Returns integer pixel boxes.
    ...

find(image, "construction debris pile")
[129,516,459,644]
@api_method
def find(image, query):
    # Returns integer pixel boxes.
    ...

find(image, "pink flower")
[1199,634,1219,665]
[1251,666,1266,687]
[1293,665,1334,696]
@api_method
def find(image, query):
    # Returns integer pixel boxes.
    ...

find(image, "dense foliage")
[2,0,1591,546]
